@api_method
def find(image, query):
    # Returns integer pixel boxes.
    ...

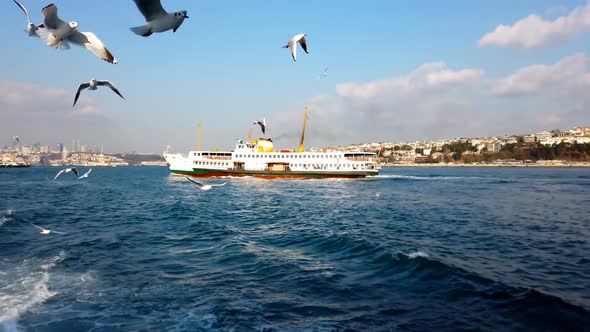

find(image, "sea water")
[1,166,589,331]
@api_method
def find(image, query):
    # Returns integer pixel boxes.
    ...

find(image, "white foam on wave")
[406,251,429,259]
[0,251,66,332]
[0,210,14,227]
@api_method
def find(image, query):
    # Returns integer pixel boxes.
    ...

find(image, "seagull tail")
[130,25,152,37]
[282,44,289,48]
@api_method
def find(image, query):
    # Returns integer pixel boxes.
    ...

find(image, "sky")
[1,0,590,153]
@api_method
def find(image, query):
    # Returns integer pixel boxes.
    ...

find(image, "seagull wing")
[211,182,227,187]
[299,36,309,54]
[31,224,46,231]
[185,176,204,187]
[13,0,32,24]
[133,0,167,21]
[41,3,64,30]
[71,168,79,176]
[68,31,117,64]
[53,169,65,180]
[73,82,90,107]
[97,81,125,99]
[36,26,69,49]
[290,40,297,61]
[78,168,92,179]
[52,230,67,234]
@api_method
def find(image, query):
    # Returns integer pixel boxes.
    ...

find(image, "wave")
[405,250,429,259]
[0,210,14,227]
[0,251,65,332]
[307,232,590,321]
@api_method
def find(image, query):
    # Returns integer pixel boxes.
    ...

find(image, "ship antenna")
[197,121,202,151]
[297,106,309,153]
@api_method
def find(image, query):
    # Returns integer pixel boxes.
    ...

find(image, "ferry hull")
[170,168,377,179]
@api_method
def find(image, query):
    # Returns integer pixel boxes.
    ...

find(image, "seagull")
[53,167,79,180]
[320,67,328,78]
[32,224,66,235]
[13,136,19,142]
[73,79,124,107]
[253,118,266,134]
[78,168,92,179]
[12,0,41,37]
[130,0,189,37]
[36,4,117,64]
[283,33,308,62]
[185,177,226,191]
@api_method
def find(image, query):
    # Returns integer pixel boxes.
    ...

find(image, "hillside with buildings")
[1,141,165,167]
[3,126,589,167]
[318,126,590,166]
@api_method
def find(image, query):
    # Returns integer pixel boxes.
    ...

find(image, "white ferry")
[163,108,379,179]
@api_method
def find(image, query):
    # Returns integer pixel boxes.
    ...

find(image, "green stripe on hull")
[170,168,376,178]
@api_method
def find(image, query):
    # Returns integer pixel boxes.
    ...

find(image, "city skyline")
[1,0,590,153]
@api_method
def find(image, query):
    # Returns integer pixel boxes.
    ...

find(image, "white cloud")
[0,80,98,113]
[269,62,486,144]
[478,1,590,50]
[491,53,590,96]
[269,57,589,146]
[0,80,126,150]
[336,62,483,99]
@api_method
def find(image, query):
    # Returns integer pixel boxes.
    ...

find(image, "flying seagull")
[36,4,117,63]
[53,167,79,180]
[32,224,66,235]
[131,0,189,37]
[253,118,266,134]
[73,79,124,107]
[78,168,92,179]
[283,33,308,62]
[185,177,226,191]
[12,0,41,37]
[320,67,328,78]
[13,136,19,142]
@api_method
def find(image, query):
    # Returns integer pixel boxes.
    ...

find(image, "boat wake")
[374,174,470,181]
[373,174,517,183]
[0,251,65,332]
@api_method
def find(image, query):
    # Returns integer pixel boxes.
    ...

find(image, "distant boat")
[1,163,31,168]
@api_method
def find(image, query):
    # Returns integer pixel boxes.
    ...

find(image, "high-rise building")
[57,143,64,153]
[62,147,69,160]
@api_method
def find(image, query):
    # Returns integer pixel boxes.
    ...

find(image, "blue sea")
[1,166,589,331]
